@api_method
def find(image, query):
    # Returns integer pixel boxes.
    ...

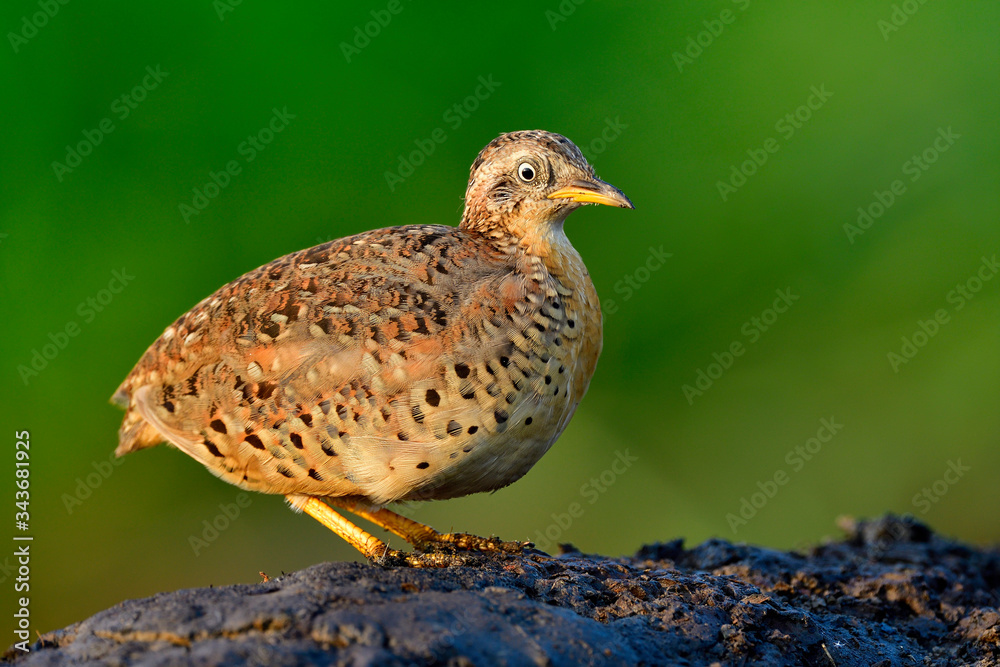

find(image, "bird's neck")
[460,206,596,320]
[500,221,595,312]
[521,218,586,282]
[461,202,575,257]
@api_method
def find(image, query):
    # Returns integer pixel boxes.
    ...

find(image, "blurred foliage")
[1,0,998,634]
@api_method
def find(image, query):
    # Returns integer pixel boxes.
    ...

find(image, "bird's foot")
[372,546,478,568]
[414,532,534,555]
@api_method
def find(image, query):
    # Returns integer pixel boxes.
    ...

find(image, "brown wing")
[113,224,569,503]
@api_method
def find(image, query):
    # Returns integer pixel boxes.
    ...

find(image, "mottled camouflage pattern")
[113,131,629,505]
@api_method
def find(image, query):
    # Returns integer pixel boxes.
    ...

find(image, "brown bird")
[112,130,633,565]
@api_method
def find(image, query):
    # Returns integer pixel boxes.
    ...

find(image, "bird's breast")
[403,235,603,501]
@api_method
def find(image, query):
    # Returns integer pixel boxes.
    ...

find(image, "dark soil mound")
[5,515,998,666]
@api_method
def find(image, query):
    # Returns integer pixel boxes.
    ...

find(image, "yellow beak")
[548,178,634,209]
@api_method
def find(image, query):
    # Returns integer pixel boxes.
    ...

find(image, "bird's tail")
[110,385,163,457]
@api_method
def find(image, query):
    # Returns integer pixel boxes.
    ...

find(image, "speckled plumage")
[113,130,632,557]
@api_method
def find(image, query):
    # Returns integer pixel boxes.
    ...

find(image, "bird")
[112,130,634,565]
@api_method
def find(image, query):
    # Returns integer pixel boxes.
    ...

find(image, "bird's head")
[459,131,634,245]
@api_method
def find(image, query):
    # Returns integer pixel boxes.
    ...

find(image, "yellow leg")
[295,496,389,561]
[288,495,481,567]
[328,496,530,555]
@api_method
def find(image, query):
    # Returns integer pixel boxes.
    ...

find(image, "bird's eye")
[518,163,536,182]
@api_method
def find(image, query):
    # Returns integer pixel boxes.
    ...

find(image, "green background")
[2,0,998,635]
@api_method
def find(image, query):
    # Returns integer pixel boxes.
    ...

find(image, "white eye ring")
[518,162,536,182]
